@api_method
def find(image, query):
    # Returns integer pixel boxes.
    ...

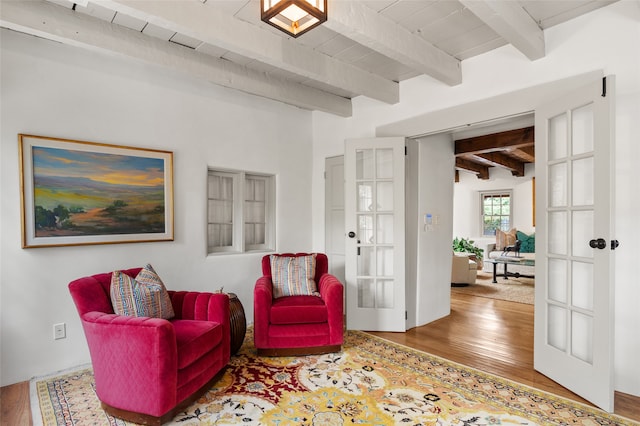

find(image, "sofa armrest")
[318,273,344,345]
[254,276,274,348]
[485,242,496,255]
[452,255,477,284]
[80,312,178,415]
[168,291,230,362]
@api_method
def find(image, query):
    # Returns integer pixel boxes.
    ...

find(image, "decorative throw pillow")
[516,231,535,253]
[110,264,175,319]
[495,228,517,251]
[270,254,320,299]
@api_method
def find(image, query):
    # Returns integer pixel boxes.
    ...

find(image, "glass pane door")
[355,148,395,309]
[534,77,614,412]
[345,137,405,332]
[545,107,596,363]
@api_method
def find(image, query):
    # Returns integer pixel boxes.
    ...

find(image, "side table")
[228,293,246,356]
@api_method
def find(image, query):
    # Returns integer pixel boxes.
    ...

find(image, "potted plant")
[452,237,484,269]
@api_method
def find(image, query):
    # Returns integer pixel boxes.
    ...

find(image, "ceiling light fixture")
[261,0,327,38]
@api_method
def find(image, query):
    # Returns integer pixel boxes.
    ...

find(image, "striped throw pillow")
[110,264,175,319]
[270,254,320,299]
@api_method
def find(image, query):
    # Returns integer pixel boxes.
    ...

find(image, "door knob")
[589,238,607,249]
[348,231,356,238]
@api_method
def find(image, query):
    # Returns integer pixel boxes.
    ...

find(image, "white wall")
[311,1,640,396]
[0,29,314,386]
[414,134,455,328]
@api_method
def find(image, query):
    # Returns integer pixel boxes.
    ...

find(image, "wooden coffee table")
[484,258,535,283]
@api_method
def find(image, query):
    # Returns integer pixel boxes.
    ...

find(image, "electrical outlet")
[53,323,66,340]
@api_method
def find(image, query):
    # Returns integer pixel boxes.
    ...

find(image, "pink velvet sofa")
[69,268,230,425]
[254,253,344,356]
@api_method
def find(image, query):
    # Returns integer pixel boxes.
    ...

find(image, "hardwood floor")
[0,380,30,426]
[368,292,640,422]
[2,292,638,425]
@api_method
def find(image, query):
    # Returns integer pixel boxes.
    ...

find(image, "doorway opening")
[449,114,536,305]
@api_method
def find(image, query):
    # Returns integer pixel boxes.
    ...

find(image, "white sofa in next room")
[482,229,535,277]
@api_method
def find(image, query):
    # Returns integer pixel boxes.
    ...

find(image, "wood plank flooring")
[0,380,30,426]
[368,292,640,422]
[1,291,638,425]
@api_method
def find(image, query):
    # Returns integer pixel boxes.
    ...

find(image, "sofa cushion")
[172,319,222,370]
[270,295,327,324]
[270,254,320,298]
[517,231,535,253]
[110,264,174,319]
[495,228,517,251]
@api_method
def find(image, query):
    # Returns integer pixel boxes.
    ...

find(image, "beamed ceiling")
[455,126,535,181]
[0,0,616,117]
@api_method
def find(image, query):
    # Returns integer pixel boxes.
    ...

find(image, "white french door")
[534,76,615,411]
[344,137,406,332]
[325,156,345,284]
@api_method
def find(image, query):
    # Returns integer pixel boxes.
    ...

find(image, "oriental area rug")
[32,329,635,426]
[451,272,535,305]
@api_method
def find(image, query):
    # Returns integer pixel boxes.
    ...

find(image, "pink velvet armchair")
[68,268,230,425]
[254,253,344,356]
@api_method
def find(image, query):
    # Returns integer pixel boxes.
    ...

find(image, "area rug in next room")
[32,329,635,426]
[452,271,535,305]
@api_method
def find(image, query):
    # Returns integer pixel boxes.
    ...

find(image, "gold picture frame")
[19,134,174,248]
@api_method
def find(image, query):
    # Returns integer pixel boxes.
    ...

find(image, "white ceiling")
[0,0,617,117]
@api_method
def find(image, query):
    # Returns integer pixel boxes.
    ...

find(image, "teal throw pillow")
[516,231,535,253]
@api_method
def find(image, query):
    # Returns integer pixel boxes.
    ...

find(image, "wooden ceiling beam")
[99,0,399,105]
[456,158,490,180]
[455,126,534,155]
[460,0,545,61]
[0,0,353,116]
[325,0,462,86]
[513,145,535,162]
[472,152,525,176]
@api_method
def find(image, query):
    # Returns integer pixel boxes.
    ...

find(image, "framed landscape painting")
[19,134,174,248]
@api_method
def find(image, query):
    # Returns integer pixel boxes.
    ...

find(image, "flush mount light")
[261,0,327,38]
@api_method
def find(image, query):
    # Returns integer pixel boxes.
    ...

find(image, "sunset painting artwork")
[20,135,174,247]
[33,147,165,236]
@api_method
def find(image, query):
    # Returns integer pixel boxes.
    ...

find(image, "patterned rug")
[452,272,535,305]
[32,329,636,425]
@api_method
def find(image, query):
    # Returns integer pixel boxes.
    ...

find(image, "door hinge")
[602,77,607,97]
[323,171,326,179]
[405,146,407,156]
[405,311,408,320]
